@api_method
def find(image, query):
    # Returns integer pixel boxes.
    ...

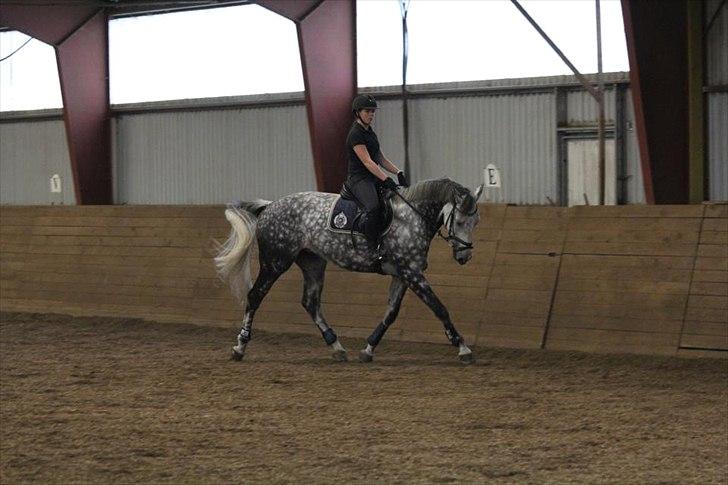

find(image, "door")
[566,138,616,206]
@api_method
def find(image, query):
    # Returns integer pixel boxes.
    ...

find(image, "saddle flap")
[327,195,393,236]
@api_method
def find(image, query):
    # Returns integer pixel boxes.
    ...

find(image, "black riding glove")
[397,171,409,187]
[381,177,398,191]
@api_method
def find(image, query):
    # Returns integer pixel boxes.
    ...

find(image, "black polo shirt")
[345,121,383,184]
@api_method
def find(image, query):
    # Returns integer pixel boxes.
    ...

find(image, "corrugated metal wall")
[623,89,646,204]
[2,74,645,206]
[566,87,616,124]
[705,0,727,201]
[0,118,76,205]
[375,93,558,205]
[114,105,315,203]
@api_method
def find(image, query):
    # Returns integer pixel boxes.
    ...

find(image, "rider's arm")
[380,155,401,175]
[353,144,389,182]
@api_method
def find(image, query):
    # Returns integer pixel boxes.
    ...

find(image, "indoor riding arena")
[1,1,727,484]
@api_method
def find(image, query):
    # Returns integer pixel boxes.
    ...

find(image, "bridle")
[391,189,477,254]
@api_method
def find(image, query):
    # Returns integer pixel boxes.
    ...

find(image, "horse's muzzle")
[454,248,472,265]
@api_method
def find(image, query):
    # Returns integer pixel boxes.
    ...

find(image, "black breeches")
[350,179,383,248]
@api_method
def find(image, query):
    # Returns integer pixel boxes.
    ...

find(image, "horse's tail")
[213,199,271,306]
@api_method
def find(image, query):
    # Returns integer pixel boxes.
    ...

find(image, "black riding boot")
[363,210,385,259]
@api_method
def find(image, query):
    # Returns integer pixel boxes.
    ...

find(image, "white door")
[567,138,616,206]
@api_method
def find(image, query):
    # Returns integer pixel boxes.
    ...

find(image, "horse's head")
[442,184,484,265]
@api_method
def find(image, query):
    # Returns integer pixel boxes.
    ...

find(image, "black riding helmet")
[352,94,378,114]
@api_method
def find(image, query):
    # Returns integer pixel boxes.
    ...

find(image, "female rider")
[344,94,408,254]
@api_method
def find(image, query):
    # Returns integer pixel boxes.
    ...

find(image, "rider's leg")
[295,251,347,360]
[361,277,407,361]
[350,179,383,250]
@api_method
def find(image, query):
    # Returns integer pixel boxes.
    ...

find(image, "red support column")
[257,0,357,193]
[56,12,111,205]
[622,0,689,204]
[0,5,111,204]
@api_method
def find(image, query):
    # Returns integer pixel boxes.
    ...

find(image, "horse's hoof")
[231,348,244,361]
[458,352,474,364]
[332,350,348,362]
[359,350,373,363]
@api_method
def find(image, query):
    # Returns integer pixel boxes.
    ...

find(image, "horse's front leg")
[399,269,474,363]
[359,277,407,363]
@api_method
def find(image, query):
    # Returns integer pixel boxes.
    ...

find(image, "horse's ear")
[473,184,484,202]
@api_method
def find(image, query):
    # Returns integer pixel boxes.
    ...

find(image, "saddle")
[327,183,393,239]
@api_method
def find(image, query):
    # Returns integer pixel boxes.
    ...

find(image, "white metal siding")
[376,94,557,205]
[0,120,76,205]
[706,0,728,85]
[0,74,644,206]
[566,87,616,125]
[624,89,646,204]
[706,0,727,201]
[114,105,315,204]
[708,93,728,201]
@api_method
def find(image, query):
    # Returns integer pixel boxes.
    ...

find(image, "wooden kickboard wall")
[1,203,726,358]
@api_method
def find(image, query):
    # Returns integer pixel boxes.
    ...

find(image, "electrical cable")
[0,37,33,63]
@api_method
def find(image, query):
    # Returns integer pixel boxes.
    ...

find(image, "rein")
[391,189,476,253]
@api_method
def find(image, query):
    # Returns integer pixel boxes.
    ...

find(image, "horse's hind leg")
[295,251,348,362]
[232,259,291,361]
[359,277,406,363]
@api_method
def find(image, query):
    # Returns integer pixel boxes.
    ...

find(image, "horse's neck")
[397,199,448,237]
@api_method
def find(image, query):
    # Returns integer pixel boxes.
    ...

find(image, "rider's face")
[359,108,376,125]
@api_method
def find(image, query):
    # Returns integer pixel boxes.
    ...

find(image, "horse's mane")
[400,178,476,212]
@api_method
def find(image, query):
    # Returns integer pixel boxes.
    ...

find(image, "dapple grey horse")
[214,178,483,363]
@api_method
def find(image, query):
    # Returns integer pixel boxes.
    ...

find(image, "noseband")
[392,190,477,254]
[439,203,477,253]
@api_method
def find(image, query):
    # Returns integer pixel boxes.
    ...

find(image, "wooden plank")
[676,348,728,359]
[703,203,728,218]
[0,205,225,219]
[2,268,217,290]
[0,234,217,249]
[547,339,678,356]
[496,240,564,255]
[505,206,569,219]
[679,334,728,350]
[552,299,686,321]
[0,243,209,258]
[690,281,728,296]
[487,274,558,291]
[695,256,728,271]
[688,295,728,310]
[684,306,728,323]
[1,252,211,269]
[567,217,702,231]
[700,231,728,245]
[563,241,697,256]
[570,205,703,218]
[0,215,228,229]
[501,218,569,231]
[702,218,728,232]
[0,224,223,238]
[1,260,218,279]
[493,253,561,268]
[557,279,689,294]
[697,244,727,257]
[682,320,728,336]
[567,228,699,244]
[477,328,542,349]
[691,270,728,283]
[481,304,550,320]
[550,314,682,333]
[480,312,544,327]
[558,254,695,270]
[547,327,681,347]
